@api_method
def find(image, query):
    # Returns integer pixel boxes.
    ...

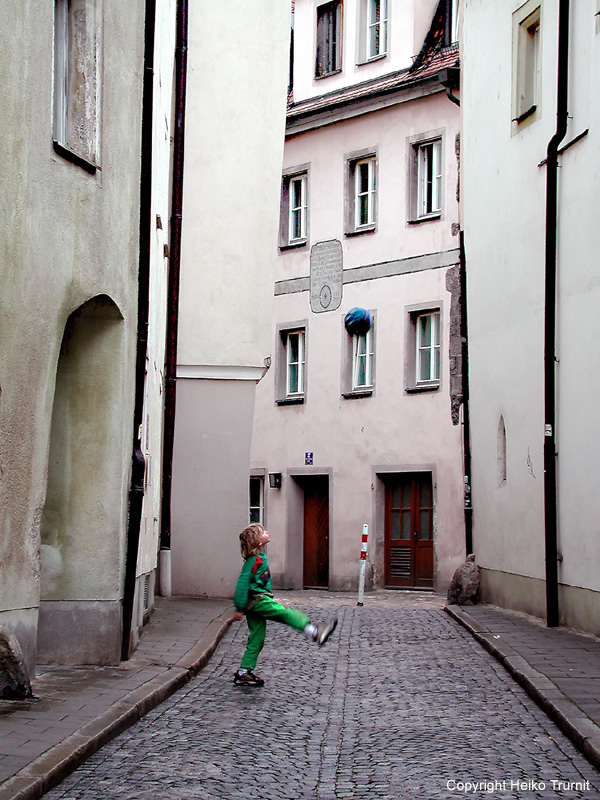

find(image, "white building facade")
[462,0,600,634]
[167,0,292,598]
[250,0,466,594]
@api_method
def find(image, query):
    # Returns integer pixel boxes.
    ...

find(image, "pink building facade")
[250,0,465,594]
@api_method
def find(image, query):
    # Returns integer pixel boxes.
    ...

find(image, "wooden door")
[384,473,433,588]
[303,477,329,588]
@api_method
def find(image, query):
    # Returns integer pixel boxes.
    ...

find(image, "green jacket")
[233,553,273,612]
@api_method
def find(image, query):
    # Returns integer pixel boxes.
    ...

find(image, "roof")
[286,45,459,123]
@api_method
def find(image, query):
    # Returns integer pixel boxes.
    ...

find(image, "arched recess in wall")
[497,415,507,487]
[38,295,125,662]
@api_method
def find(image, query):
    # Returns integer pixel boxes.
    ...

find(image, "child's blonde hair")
[239,523,265,560]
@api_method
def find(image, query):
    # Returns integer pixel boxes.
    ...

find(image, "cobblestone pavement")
[44,592,600,800]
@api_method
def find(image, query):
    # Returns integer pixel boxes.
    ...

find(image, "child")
[232,522,338,686]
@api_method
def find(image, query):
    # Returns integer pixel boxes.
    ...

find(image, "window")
[342,313,375,398]
[512,3,541,126]
[405,307,442,392]
[249,476,264,524]
[289,175,307,242]
[316,1,342,78]
[54,0,100,171]
[447,0,459,45]
[416,312,441,384]
[352,327,374,390]
[346,153,377,234]
[286,330,305,397]
[276,322,307,404]
[280,167,309,248]
[417,140,442,218]
[367,0,388,60]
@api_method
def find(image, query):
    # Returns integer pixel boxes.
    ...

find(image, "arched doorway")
[38,296,126,664]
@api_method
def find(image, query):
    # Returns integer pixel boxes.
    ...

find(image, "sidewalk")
[446,603,600,773]
[0,597,234,800]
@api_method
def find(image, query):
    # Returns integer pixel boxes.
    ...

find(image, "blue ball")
[344,307,372,336]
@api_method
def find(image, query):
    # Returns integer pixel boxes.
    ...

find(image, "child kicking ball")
[232,523,338,686]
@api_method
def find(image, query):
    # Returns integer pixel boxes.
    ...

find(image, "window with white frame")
[416,312,441,384]
[54,0,100,170]
[512,2,541,125]
[289,174,307,242]
[367,0,388,59]
[352,327,374,390]
[346,154,377,234]
[355,158,376,228]
[417,140,442,218]
[448,0,459,44]
[280,168,309,248]
[316,1,342,78]
[286,330,305,397]
[249,476,264,524]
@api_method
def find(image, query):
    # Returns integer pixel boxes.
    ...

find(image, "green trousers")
[240,595,311,670]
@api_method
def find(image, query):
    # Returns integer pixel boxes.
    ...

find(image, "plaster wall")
[252,270,465,593]
[0,1,145,666]
[251,86,464,594]
[136,0,177,585]
[170,0,291,597]
[171,379,257,597]
[462,0,555,582]
[462,0,600,611]
[177,0,290,371]
[293,0,440,103]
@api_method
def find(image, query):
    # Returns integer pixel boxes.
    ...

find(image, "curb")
[444,604,600,772]
[0,614,234,800]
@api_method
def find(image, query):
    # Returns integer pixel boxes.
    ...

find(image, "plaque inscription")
[310,239,343,313]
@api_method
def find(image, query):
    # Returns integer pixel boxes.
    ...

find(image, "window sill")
[53,140,98,175]
[280,239,308,252]
[276,396,305,406]
[408,213,441,225]
[405,384,440,394]
[345,224,376,237]
[514,104,537,124]
[357,53,387,66]
[315,68,342,80]
[342,389,373,400]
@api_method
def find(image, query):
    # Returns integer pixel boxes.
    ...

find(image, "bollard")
[357,524,368,606]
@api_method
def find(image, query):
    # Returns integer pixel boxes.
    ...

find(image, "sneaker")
[233,669,264,687]
[315,618,338,646]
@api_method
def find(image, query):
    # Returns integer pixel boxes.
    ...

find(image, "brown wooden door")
[303,476,329,588]
[384,473,433,588]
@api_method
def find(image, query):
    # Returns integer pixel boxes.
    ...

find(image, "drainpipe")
[459,231,473,556]
[159,0,188,593]
[122,0,156,661]
[544,0,569,628]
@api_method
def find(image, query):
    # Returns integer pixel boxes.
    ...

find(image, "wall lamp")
[268,473,282,489]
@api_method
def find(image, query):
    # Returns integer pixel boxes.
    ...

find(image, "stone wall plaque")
[310,239,343,313]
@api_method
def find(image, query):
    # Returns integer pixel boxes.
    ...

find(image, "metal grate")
[390,548,411,579]
[143,574,150,611]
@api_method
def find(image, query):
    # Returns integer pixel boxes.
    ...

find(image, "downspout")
[544,0,569,628]
[122,0,156,660]
[159,0,188,590]
[460,231,473,556]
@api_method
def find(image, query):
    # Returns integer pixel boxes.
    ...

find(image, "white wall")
[462,0,600,630]
[170,0,291,597]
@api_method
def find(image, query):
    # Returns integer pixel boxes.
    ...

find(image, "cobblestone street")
[44,593,600,800]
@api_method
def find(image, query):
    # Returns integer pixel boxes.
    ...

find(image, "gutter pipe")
[460,231,473,555]
[160,0,188,572]
[122,0,156,660]
[544,0,570,628]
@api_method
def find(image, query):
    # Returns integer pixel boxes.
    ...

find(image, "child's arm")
[233,556,256,613]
